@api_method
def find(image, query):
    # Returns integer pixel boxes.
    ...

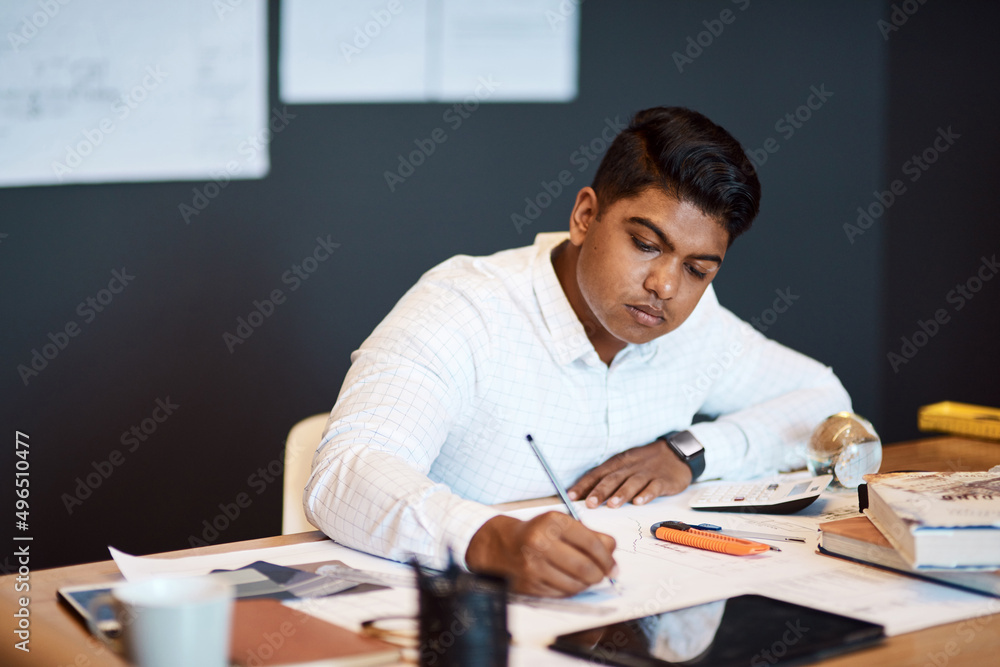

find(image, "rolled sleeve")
[304,280,500,570]
[688,300,852,480]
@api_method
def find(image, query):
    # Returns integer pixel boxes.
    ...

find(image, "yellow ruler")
[918,401,1000,441]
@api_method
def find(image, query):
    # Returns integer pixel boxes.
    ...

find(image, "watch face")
[669,432,704,459]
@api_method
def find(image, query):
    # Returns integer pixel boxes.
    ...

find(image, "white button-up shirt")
[305,233,850,568]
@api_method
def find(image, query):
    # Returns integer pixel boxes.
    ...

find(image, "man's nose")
[644,260,680,301]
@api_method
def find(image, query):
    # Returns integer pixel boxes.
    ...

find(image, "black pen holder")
[414,559,509,667]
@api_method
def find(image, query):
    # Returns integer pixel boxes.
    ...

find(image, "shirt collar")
[530,232,663,367]
[530,233,596,365]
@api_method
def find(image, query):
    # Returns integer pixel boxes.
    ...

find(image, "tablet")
[550,594,884,666]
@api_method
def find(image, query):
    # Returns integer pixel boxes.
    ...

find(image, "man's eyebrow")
[627,217,724,264]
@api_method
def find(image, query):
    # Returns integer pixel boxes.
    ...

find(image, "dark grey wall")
[882,0,1000,442]
[2,1,993,571]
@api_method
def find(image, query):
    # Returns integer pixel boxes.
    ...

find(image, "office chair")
[282,412,329,534]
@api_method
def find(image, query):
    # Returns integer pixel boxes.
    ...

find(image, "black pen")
[525,434,622,595]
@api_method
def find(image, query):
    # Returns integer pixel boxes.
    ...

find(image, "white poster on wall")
[0,0,268,188]
[280,0,579,104]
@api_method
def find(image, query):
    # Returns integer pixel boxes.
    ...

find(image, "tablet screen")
[550,594,883,666]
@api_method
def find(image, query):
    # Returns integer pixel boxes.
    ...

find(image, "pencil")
[525,434,622,595]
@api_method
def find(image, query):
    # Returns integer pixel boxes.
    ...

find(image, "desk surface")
[3,436,998,666]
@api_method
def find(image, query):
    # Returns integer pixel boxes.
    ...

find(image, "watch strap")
[662,430,706,481]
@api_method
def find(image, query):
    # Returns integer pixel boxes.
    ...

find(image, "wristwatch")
[661,430,706,482]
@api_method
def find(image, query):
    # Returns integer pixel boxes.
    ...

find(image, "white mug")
[89,575,234,667]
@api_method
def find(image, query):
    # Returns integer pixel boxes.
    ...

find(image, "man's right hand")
[465,512,617,597]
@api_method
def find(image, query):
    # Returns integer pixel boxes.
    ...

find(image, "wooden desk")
[3,437,998,666]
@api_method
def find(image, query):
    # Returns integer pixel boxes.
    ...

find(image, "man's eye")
[687,265,707,280]
[631,236,656,253]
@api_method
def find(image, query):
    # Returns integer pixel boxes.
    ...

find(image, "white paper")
[503,485,997,638]
[0,0,268,187]
[111,482,999,652]
[108,539,408,583]
[280,0,578,103]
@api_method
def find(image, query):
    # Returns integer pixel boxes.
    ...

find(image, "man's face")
[569,186,729,348]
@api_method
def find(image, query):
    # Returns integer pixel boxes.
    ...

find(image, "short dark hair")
[591,106,761,245]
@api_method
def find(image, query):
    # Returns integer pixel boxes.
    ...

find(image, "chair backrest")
[282,413,329,534]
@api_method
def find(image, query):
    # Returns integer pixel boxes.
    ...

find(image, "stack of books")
[818,471,1000,596]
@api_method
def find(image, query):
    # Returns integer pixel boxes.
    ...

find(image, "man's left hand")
[567,438,693,508]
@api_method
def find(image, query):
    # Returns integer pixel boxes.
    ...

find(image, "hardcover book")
[818,515,1000,596]
[861,471,1000,569]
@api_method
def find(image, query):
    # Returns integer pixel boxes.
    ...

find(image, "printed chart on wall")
[0,0,268,187]
[280,0,579,103]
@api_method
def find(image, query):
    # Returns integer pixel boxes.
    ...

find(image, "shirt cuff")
[686,421,750,481]
[426,494,502,571]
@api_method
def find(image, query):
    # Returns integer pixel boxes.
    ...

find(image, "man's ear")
[568,187,599,246]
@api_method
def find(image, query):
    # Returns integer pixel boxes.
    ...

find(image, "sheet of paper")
[505,483,998,638]
[108,539,408,583]
[112,480,998,651]
[0,0,267,187]
[291,493,817,646]
[280,0,578,103]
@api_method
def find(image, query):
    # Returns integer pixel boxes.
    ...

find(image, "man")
[305,107,850,597]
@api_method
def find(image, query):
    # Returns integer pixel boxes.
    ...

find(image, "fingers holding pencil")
[466,513,617,598]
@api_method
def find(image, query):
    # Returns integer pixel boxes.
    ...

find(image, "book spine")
[863,507,919,570]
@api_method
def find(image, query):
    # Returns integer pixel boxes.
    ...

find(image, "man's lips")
[626,304,665,327]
